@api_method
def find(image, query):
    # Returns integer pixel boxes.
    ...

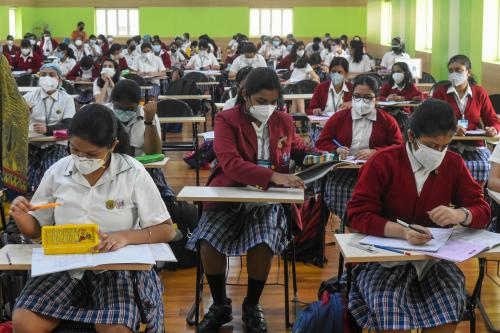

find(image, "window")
[96,8,139,37]
[249,9,293,37]
[8,8,16,37]
[415,0,433,51]
[380,1,393,45]
[483,0,500,62]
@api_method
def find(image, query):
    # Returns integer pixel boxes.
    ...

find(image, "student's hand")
[33,123,47,134]
[485,127,498,137]
[143,101,158,122]
[456,126,467,136]
[9,196,34,216]
[75,76,82,81]
[339,101,351,110]
[312,108,323,115]
[386,94,398,101]
[270,172,305,189]
[354,149,374,160]
[95,230,129,252]
[428,205,466,226]
[405,224,433,245]
[336,147,350,160]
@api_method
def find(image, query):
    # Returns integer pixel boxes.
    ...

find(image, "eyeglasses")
[352,94,376,103]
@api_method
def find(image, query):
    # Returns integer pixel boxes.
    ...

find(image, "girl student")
[229,43,267,78]
[130,42,167,98]
[380,36,410,69]
[53,43,77,77]
[104,43,129,71]
[346,99,490,333]
[315,75,402,220]
[223,66,253,110]
[187,68,318,333]
[11,104,175,333]
[380,61,423,102]
[432,55,500,185]
[347,39,372,74]
[13,39,43,73]
[94,58,121,104]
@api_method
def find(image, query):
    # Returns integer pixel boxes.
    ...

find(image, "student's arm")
[308,67,320,83]
[9,197,41,239]
[315,113,340,152]
[66,64,80,81]
[143,103,162,155]
[209,55,220,70]
[306,84,324,115]
[185,57,196,69]
[379,83,391,101]
[94,78,113,104]
[489,161,500,192]
[408,84,423,100]
[480,89,500,135]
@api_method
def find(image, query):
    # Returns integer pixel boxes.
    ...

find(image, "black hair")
[97,58,120,88]
[7,35,14,40]
[198,39,209,50]
[20,39,30,48]
[290,41,305,63]
[309,53,322,66]
[77,21,84,26]
[389,61,413,87]
[236,67,283,105]
[447,54,477,85]
[141,42,152,52]
[236,41,247,54]
[236,66,253,85]
[352,75,380,96]
[312,43,320,52]
[111,79,141,104]
[190,40,198,48]
[391,37,405,55]
[153,35,160,41]
[340,34,348,42]
[183,32,190,39]
[152,39,161,46]
[44,31,51,36]
[329,56,349,73]
[80,56,94,70]
[97,35,107,44]
[332,38,341,46]
[349,39,364,63]
[89,34,96,40]
[58,43,76,60]
[408,99,457,139]
[313,37,321,44]
[241,43,257,55]
[70,104,130,154]
[108,43,122,55]
[126,39,134,46]
[132,35,142,44]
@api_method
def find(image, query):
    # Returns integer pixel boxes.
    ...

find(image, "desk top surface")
[29,136,63,143]
[177,186,304,204]
[283,94,313,100]
[143,157,169,169]
[158,116,206,124]
[158,95,211,100]
[452,135,500,141]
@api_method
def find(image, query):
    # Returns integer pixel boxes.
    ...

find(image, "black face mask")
[78,26,84,31]
[171,48,177,53]
[392,46,402,54]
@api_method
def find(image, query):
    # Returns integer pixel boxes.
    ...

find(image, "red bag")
[0,322,13,333]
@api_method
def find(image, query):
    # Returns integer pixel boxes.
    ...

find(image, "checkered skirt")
[28,144,68,192]
[348,261,466,330]
[308,124,323,147]
[462,147,491,182]
[186,204,288,256]
[15,270,164,332]
[319,169,358,219]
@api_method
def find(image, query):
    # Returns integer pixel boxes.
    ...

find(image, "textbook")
[465,129,486,136]
[295,160,346,184]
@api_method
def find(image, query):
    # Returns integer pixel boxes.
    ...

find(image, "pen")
[349,243,377,253]
[396,219,435,239]
[32,203,63,210]
[332,139,347,149]
[372,244,411,256]
[6,253,12,265]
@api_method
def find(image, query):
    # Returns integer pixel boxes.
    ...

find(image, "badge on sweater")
[105,200,116,210]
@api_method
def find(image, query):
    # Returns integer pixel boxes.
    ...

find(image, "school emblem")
[105,200,115,210]
[56,110,62,114]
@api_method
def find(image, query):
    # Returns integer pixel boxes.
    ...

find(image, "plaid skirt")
[15,270,164,332]
[308,124,323,147]
[28,144,68,192]
[186,204,288,256]
[348,261,466,330]
[319,169,358,219]
[462,147,491,182]
[147,168,176,201]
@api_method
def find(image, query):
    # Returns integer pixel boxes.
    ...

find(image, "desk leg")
[145,89,149,104]
[474,258,500,333]
[283,204,292,328]
[193,122,200,186]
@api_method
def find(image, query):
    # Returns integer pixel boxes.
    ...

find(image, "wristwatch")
[459,207,471,226]
[144,120,155,126]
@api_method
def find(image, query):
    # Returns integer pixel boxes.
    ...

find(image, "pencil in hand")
[396,219,434,239]
[31,203,63,210]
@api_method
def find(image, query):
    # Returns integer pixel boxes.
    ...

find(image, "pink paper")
[423,239,486,263]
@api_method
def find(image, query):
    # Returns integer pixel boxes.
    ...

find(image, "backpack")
[183,140,216,170]
[166,78,203,114]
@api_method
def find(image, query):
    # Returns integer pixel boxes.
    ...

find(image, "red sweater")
[348,144,490,237]
[13,53,42,73]
[316,108,402,153]
[159,50,172,69]
[3,45,20,58]
[306,80,353,115]
[66,63,101,81]
[39,39,59,54]
[379,82,423,101]
[277,54,292,70]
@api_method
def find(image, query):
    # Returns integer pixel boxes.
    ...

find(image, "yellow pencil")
[32,203,63,210]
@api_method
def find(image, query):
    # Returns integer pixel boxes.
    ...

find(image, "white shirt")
[187,52,219,70]
[169,51,186,66]
[230,54,267,73]
[121,49,137,67]
[325,82,349,114]
[106,103,162,157]
[258,44,287,60]
[42,39,54,57]
[30,154,170,234]
[69,45,86,61]
[84,43,102,59]
[380,51,410,68]
[324,51,348,66]
[347,54,372,73]
[406,142,431,195]
[350,109,377,153]
[289,64,314,83]
[447,84,472,117]
[131,54,166,85]
[52,57,76,76]
[223,97,237,110]
[305,42,324,55]
[252,123,270,161]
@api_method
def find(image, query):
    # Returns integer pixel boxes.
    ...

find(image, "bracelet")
[144,120,154,126]
[458,207,471,226]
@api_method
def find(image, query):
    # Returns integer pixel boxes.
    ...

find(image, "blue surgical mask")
[330,72,344,86]
[272,40,280,47]
[56,51,64,59]
[114,109,137,123]
[152,45,161,53]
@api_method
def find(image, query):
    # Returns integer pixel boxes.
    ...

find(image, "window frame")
[415,0,433,52]
[8,8,16,38]
[482,0,500,62]
[249,8,293,38]
[95,8,139,37]
[380,0,393,46]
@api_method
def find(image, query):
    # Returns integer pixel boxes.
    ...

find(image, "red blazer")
[347,144,490,237]
[32,45,43,59]
[1,52,13,66]
[3,45,19,58]
[316,108,402,153]
[225,53,238,65]
[306,80,353,115]
[13,53,42,73]
[118,57,129,71]
[66,63,100,81]
[379,82,423,101]
[433,84,500,145]
[39,39,59,53]
[277,54,292,70]
[159,50,172,69]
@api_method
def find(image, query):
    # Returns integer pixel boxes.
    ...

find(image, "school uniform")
[93,77,122,104]
[69,45,86,61]
[380,50,410,68]
[40,39,58,58]
[346,143,490,330]
[305,42,324,55]
[13,51,42,73]
[66,63,100,81]
[229,54,267,73]
[169,51,185,67]
[130,54,166,96]
[186,52,219,71]
[433,83,500,182]
[323,51,348,67]
[85,43,102,60]
[258,44,287,61]
[276,54,292,70]
[122,49,138,67]
[315,108,402,218]
[24,88,76,191]
[52,57,77,77]
[187,105,313,256]
[3,44,20,58]
[288,64,315,83]
[15,153,169,333]
[347,55,372,73]
[380,82,423,102]
[156,50,172,69]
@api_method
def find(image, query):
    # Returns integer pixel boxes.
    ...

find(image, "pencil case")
[303,152,336,166]
[42,224,99,255]
[135,154,165,164]
[53,129,69,139]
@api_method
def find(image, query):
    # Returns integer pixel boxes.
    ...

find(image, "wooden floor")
[159,125,500,333]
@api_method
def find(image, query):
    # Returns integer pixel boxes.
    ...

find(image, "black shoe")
[196,298,233,333]
[242,298,268,333]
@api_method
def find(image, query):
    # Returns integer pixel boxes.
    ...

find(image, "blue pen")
[333,139,347,149]
[372,244,411,256]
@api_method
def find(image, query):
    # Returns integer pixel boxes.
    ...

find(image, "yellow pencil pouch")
[42,224,99,255]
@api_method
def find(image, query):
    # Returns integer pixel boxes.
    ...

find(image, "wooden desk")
[29,136,64,143]
[72,80,93,86]
[0,244,152,271]
[487,189,500,205]
[452,135,500,141]
[283,94,313,101]
[416,83,434,92]
[158,116,206,124]
[177,186,304,204]
[18,86,37,93]
[158,95,211,101]
[143,157,169,169]
[196,82,219,87]
[215,102,225,110]
[336,163,363,170]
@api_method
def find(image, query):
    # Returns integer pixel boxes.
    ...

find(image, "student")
[23,63,76,191]
[347,40,371,73]
[152,39,172,69]
[185,39,220,71]
[346,99,490,333]
[288,41,306,71]
[84,34,102,60]
[305,37,324,55]
[323,38,348,67]
[26,33,43,59]
[11,103,174,333]
[70,37,86,61]
[432,55,500,184]
[107,35,114,46]
[13,39,43,73]
[223,66,253,110]
[169,42,186,67]
[182,32,191,50]
[187,68,313,333]
[316,75,402,219]
[186,40,198,58]
[153,35,169,52]
[122,39,139,67]
[309,53,328,82]
[380,61,423,102]
[340,34,349,51]
[229,43,266,79]
[380,37,410,69]
[130,43,166,97]
[40,31,58,58]
[94,58,121,104]
[258,35,286,64]
[105,43,129,71]
[97,34,109,54]
[0,44,13,67]
[4,35,19,58]
[287,46,320,114]
[66,55,99,81]
[52,43,77,77]
[70,21,87,41]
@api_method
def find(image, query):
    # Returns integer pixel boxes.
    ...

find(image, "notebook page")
[91,244,156,267]
[31,248,94,277]
[449,227,500,250]
[148,243,177,262]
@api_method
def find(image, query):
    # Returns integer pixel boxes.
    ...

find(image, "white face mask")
[143,52,154,62]
[44,36,51,41]
[89,39,96,45]
[108,37,113,43]
[199,50,208,57]
[7,40,13,46]
[39,76,59,92]
[413,139,447,172]
[72,153,107,175]
[21,48,31,56]
[249,104,276,125]
[29,39,36,46]
[392,72,405,85]
[101,67,115,77]
[296,50,305,57]
[330,72,344,86]
[75,39,83,47]
[448,71,468,87]
[352,99,375,117]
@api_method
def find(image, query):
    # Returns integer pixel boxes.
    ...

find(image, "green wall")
[458,0,483,83]
[430,0,451,81]
[0,6,9,38]
[367,0,381,44]
[293,7,367,37]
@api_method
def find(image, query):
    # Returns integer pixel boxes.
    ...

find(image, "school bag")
[183,140,216,170]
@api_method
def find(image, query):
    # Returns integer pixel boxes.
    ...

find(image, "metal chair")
[420,71,436,84]
[15,74,36,87]
[124,73,147,87]
[489,94,500,115]
[284,79,318,95]
[183,72,209,83]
